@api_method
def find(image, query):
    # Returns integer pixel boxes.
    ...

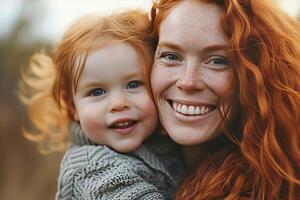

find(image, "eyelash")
[159,52,182,62]
[205,56,229,68]
[86,80,143,97]
[88,88,107,96]
[126,80,143,89]
[159,52,228,65]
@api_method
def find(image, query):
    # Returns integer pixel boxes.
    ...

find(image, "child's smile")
[73,42,158,152]
[108,118,138,134]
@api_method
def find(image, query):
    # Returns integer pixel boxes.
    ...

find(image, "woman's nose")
[109,92,131,112]
[176,66,203,91]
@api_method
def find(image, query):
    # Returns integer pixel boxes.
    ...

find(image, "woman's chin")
[164,125,217,146]
[160,106,223,146]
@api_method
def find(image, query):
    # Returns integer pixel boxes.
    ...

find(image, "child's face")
[73,42,158,153]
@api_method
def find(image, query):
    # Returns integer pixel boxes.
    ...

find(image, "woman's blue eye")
[205,56,229,70]
[209,57,228,65]
[126,80,143,89]
[90,88,106,96]
[160,53,181,61]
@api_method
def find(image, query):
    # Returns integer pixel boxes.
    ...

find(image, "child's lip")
[110,122,138,135]
[108,118,138,128]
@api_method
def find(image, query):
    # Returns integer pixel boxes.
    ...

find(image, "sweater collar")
[132,144,177,186]
[69,122,94,145]
[69,122,184,186]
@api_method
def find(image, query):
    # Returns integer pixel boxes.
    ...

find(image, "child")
[19,10,184,200]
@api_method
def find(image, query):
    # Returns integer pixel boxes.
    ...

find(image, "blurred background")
[0,0,299,200]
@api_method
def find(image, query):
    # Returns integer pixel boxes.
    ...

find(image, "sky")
[0,0,152,44]
[0,0,299,45]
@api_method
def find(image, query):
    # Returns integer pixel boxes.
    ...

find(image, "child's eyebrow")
[76,81,104,93]
[123,71,143,80]
[76,70,143,91]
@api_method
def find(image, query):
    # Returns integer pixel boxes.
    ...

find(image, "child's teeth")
[114,121,132,127]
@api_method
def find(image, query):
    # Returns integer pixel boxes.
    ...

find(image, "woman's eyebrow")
[157,42,228,52]
[157,42,183,52]
[201,45,229,55]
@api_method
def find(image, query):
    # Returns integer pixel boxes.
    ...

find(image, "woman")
[150,0,300,199]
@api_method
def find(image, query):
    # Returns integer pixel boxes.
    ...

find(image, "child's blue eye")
[126,80,143,89]
[90,88,106,96]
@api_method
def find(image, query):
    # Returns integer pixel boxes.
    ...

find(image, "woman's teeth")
[172,101,214,116]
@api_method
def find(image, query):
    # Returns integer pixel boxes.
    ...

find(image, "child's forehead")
[86,42,141,67]
[76,42,143,76]
[75,61,145,92]
[71,40,151,91]
[75,40,147,68]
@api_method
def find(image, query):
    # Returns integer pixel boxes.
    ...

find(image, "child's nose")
[109,92,131,112]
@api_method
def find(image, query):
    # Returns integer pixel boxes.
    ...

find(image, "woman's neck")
[181,135,231,169]
[181,144,209,170]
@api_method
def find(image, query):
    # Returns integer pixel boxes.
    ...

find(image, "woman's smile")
[150,0,233,145]
[169,100,216,116]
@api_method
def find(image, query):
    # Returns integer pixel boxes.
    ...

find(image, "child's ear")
[70,106,79,121]
[73,111,79,121]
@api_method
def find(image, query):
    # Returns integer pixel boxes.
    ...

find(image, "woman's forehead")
[158,0,227,50]
[159,0,223,34]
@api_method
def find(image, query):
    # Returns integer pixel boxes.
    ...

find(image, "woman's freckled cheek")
[204,70,232,94]
[151,68,168,95]
[152,63,181,85]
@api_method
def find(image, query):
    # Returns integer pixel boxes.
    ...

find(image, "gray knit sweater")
[56,123,185,200]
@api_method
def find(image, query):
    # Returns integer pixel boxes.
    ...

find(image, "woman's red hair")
[152,0,300,199]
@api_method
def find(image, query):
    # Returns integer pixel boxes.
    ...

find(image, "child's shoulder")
[61,144,139,169]
[66,122,153,168]
[57,144,168,200]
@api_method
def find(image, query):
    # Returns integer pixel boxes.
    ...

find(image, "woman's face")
[151,0,235,145]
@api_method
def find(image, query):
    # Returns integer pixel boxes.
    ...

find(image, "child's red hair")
[19,10,153,153]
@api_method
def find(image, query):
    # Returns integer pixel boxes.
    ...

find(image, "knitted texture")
[56,123,184,200]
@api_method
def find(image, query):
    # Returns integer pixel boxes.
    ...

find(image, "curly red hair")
[152,0,300,199]
[19,10,153,153]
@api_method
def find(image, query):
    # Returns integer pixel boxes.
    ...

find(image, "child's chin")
[114,142,141,153]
